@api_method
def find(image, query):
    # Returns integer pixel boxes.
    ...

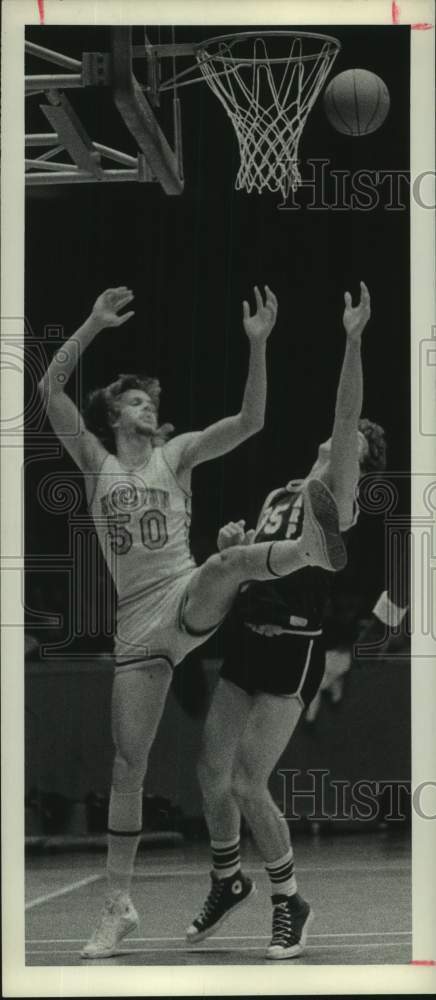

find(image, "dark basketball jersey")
[230,480,354,635]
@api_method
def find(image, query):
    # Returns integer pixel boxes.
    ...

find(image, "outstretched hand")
[243,285,278,344]
[217,520,256,552]
[343,281,371,340]
[91,287,135,328]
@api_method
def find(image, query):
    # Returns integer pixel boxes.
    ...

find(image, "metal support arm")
[111,27,183,196]
[40,94,104,178]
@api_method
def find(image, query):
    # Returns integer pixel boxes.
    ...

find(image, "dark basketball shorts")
[220,624,326,705]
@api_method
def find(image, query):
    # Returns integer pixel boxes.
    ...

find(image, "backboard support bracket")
[41,93,105,178]
[111,27,184,195]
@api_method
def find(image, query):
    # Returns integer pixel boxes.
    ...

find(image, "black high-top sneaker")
[186,870,256,944]
[267,892,313,959]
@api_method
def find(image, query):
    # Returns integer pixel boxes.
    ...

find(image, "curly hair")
[83,373,173,453]
[358,418,387,473]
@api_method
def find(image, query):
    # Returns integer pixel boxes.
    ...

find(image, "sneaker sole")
[304,480,347,571]
[80,915,139,959]
[186,883,257,945]
[266,908,314,960]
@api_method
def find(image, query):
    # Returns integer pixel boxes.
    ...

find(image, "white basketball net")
[196,34,339,200]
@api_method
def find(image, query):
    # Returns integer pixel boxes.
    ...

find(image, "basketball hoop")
[195,32,341,200]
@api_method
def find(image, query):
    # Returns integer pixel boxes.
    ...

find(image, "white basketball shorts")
[114,567,220,673]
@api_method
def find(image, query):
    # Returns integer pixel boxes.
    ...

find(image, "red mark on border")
[392,3,433,28]
[37,0,45,24]
[409,960,436,965]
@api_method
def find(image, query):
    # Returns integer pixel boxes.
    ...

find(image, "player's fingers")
[254,285,263,311]
[158,422,175,437]
[360,281,370,304]
[116,295,135,311]
[264,296,276,317]
[242,301,250,321]
[114,310,135,326]
[265,285,278,310]
[344,291,352,307]
[244,529,256,545]
[116,293,135,310]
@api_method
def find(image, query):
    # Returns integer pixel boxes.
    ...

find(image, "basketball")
[323,69,390,136]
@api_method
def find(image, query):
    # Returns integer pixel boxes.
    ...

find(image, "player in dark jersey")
[186,281,387,959]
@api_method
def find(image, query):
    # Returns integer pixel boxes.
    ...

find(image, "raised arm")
[168,286,278,474]
[38,287,134,471]
[327,281,371,527]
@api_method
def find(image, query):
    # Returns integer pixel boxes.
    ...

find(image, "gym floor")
[25,831,411,966]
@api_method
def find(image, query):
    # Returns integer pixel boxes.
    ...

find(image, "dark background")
[24,24,411,656]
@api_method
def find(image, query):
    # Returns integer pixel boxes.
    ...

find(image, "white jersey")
[90,448,195,609]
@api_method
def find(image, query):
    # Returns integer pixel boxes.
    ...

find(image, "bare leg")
[230,694,315,959]
[197,678,253,842]
[184,540,306,633]
[108,661,172,895]
[186,679,257,943]
[185,686,304,945]
[82,660,173,959]
[111,661,172,792]
[231,693,303,863]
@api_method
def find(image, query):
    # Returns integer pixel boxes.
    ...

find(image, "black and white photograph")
[1,0,435,995]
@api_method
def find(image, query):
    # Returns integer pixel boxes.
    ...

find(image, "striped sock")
[265,848,297,898]
[107,787,143,897]
[211,837,241,880]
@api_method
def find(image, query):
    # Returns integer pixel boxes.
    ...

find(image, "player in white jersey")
[90,441,199,669]
[39,283,347,959]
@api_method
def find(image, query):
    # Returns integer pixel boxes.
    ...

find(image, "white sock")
[211,836,241,880]
[107,787,142,898]
[265,848,297,898]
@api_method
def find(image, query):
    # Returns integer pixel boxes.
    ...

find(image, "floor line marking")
[126,865,410,877]
[25,875,103,910]
[27,865,410,880]
[26,941,410,956]
[26,930,413,944]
